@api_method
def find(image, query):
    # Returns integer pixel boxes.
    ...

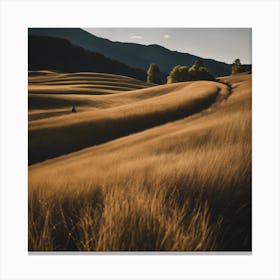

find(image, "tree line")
[147,58,246,84]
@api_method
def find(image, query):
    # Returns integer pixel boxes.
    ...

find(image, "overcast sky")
[84,28,251,64]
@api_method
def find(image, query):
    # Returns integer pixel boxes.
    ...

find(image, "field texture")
[28,71,252,251]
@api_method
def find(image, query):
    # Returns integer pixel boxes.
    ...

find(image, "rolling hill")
[29,28,234,77]
[28,71,252,251]
[28,71,154,121]
[28,71,230,164]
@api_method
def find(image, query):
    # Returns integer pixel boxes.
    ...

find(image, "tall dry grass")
[28,73,251,251]
[28,81,228,164]
[28,71,153,95]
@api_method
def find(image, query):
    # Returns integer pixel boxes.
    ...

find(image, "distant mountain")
[28,28,233,78]
[242,65,252,72]
[28,36,147,81]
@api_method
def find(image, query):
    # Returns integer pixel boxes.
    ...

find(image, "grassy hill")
[28,71,229,164]
[28,71,154,121]
[28,71,251,251]
[29,70,153,96]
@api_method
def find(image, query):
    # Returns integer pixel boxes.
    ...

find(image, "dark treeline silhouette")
[28,36,147,81]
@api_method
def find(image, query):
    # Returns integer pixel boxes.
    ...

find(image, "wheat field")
[28,71,251,251]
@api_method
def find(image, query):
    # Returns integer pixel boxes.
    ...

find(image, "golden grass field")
[28,71,251,251]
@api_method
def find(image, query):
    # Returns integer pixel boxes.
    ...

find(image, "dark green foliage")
[196,66,215,80]
[231,58,243,74]
[167,65,191,84]
[193,59,204,70]
[147,64,162,84]
[167,61,214,84]
[189,60,215,81]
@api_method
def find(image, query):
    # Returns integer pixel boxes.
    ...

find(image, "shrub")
[168,61,214,83]
[189,60,215,81]
[167,65,190,84]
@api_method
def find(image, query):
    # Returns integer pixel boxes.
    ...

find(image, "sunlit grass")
[28,72,251,251]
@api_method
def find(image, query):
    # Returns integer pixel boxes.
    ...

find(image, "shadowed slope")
[28,79,229,164]
[28,35,148,81]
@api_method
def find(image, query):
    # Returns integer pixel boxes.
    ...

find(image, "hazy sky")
[84,28,251,64]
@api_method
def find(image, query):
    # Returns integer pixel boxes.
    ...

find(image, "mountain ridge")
[28,28,234,77]
[28,35,148,81]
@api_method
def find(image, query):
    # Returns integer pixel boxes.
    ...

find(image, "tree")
[178,66,190,81]
[231,58,243,74]
[167,65,181,83]
[234,58,241,65]
[147,63,162,84]
[196,66,214,80]
[167,65,190,84]
[189,60,214,81]
[167,60,214,84]
[193,59,204,70]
